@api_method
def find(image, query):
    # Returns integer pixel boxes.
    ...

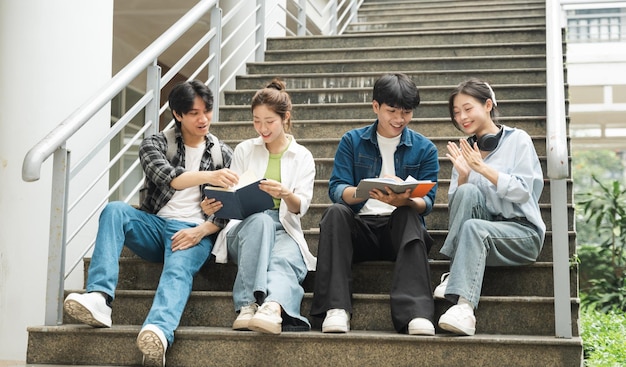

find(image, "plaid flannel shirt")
[138,124,233,228]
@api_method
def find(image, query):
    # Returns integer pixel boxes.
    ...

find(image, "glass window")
[566,7,624,43]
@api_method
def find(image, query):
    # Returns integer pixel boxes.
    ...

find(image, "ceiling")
[112,0,211,86]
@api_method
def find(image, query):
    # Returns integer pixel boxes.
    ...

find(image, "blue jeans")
[439,184,542,308]
[227,210,310,331]
[86,201,213,345]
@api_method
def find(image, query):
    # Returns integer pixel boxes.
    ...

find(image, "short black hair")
[372,73,420,110]
[168,80,214,121]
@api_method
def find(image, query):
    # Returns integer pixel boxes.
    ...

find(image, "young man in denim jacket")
[310,73,439,336]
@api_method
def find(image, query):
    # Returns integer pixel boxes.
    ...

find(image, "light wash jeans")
[439,184,542,308]
[86,201,213,345]
[227,209,310,331]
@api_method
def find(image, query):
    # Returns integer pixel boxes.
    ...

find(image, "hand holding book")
[354,175,435,199]
[203,170,274,220]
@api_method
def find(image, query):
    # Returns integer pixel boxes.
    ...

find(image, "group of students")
[62,73,545,366]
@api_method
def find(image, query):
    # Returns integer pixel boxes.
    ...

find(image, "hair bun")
[266,78,286,92]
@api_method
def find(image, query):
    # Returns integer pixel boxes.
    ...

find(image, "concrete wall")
[0,0,113,361]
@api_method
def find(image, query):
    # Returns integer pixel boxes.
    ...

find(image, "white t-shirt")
[359,133,401,216]
[157,143,205,224]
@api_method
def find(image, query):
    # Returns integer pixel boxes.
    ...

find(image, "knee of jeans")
[245,212,275,229]
[100,201,132,218]
[455,183,481,199]
[166,253,207,275]
[461,219,490,247]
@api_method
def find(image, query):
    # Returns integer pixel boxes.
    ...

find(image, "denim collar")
[360,120,413,148]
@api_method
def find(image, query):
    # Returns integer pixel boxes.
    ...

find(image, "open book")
[203,170,274,220]
[354,176,435,199]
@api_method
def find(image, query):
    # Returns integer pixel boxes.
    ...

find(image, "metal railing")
[546,0,573,339]
[22,0,361,326]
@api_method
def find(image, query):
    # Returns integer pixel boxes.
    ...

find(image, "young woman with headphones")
[433,78,546,336]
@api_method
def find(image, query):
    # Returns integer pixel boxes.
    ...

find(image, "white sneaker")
[438,303,476,336]
[408,317,435,336]
[63,292,112,328]
[433,272,449,299]
[233,303,258,330]
[248,302,282,335]
[137,324,167,367]
[322,309,350,333]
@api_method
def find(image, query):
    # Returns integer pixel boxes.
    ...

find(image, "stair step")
[115,227,576,263]
[301,229,578,262]
[62,288,578,337]
[313,156,563,186]
[265,27,547,49]
[222,135,553,158]
[347,16,545,33]
[93,258,576,298]
[213,116,549,137]
[219,100,548,121]
[27,325,582,367]
[246,55,547,74]
[234,68,550,89]
[308,178,572,206]
[264,42,546,62]
[358,1,544,17]
[300,202,571,231]
[224,83,547,104]
[359,0,545,11]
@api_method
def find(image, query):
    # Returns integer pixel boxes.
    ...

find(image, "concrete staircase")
[26,0,583,365]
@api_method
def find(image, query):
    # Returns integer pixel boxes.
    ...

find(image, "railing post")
[255,0,266,63]
[145,62,162,136]
[45,147,70,326]
[209,5,222,121]
[330,0,338,35]
[546,0,573,339]
[298,0,307,36]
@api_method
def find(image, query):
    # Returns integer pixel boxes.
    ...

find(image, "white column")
[0,0,113,361]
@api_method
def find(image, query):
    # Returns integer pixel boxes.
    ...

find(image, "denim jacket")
[329,120,439,219]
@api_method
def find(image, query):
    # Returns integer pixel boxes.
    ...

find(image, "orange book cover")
[409,181,436,198]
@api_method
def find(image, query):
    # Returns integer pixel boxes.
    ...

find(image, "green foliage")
[577,244,611,292]
[581,306,626,366]
[572,150,623,193]
[577,178,626,311]
[574,151,626,365]
[573,150,624,246]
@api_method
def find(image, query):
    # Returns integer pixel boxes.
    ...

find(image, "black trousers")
[310,203,434,333]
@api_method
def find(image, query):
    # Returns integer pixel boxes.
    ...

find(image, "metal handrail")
[546,0,573,339]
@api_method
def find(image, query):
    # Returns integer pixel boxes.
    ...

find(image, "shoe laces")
[257,302,280,317]
[241,303,258,315]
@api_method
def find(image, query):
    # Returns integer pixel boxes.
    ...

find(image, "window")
[566,7,624,42]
